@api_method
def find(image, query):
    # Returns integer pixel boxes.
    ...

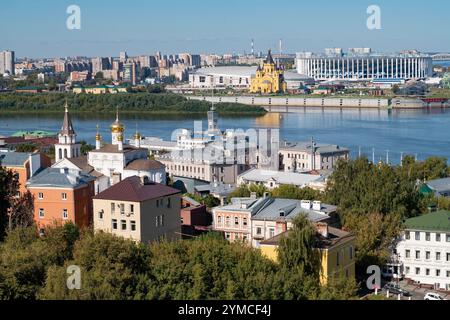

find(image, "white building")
[237,168,324,190]
[296,51,433,81]
[53,109,166,194]
[279,140,349,172]
[189,66,256,89]
[0,50,15,75]
[395,210,450,291]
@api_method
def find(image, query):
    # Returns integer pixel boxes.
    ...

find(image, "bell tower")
[55,101,81,161]
[111,107,125,148]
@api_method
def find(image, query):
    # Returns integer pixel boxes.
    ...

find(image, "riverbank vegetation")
[0,92,267,115]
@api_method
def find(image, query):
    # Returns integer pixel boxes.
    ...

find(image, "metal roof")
[0,152,31,167]
[238,168,321,186]
[426,178,450,193]
[404,211,450,232]
[27,167,95,189]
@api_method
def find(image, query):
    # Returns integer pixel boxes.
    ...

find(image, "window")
[436,233,441,242]
[415,251,420,259]
[160,215,165,227]
[405,231,410,240]
[130,221,136,231]
[38,192,44,200]
[217,216,222,225]
[446,234,450,242]
[243,218,247,227]
[426,251,431,260]
[436,252,441,261]
[167,198,171,208]
[415,268,420,275]
[225,216,230,227]
[426,232,430,241]
[336,252,340,266]
[447,253,450,262]
[235,217,239,226]
[225,232,230,240]
[415,232,420,241]
[234,233,239,240]
[39,228,45,236]
[405,267,410,274]
[98,210,104,220]
[121,220,126,231]
[269,228,275,239]
[62,193,67,200]
[112,219,117,230]
[256,227,262,235]
[447,271,450,278]
[436,269,441,277]
[426,269,430,276]
[130,204,134,214]
[120,204,125,215]
[111,202,115,214]
[405,250,410,258]
[62,209,68,220]
[38,208,45,218]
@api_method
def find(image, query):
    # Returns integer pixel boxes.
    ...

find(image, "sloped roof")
[93,176,180,202]
[0,152,31,167]
[60,104,76,136]
[27,167,95,188]
[404,211,450,232]
[125,159,165,171]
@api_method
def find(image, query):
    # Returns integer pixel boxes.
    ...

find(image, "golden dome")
[134,131,141,140]
[111,108,125,133]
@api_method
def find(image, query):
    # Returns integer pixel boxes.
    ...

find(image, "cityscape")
[1,0,450,312]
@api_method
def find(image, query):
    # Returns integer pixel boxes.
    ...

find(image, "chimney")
[301,200,311,210]
[312,201,322,211]
[316,222,329,238]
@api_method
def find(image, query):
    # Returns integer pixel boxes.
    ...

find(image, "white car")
[424,292,445,300]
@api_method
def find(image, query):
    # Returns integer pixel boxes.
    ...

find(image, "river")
[1,108,450,164]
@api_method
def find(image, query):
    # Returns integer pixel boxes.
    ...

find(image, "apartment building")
[26,168,96,233]
[395,210,450,291]
[93,176,181,243]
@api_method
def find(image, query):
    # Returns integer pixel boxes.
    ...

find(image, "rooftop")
[125,159,165,171]
[238,168,321,186]
[260,227,353,250]
[426,177,450,193]
[0,151,31,167]
[94,176,181,202]
[27,167,95,189]
[404,211,450,232]
[90,143,145,154]
[280,141,349,154]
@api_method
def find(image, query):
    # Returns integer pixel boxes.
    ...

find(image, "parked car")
[384,282,411,297]
[424,292,444,300]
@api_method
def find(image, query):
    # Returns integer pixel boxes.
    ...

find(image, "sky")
[0,0,449,58]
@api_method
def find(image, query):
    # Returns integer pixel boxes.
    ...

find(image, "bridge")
[432,54,450,61]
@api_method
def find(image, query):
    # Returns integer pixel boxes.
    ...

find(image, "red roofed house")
[93,176,181,243]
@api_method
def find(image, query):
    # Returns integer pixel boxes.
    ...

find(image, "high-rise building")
[91,57,110,75]
[120,51,128,63]
[123,62,139,85]
[0,50,15,75]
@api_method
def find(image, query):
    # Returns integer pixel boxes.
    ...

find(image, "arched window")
[64,149,68,159]
[58,149,62,160]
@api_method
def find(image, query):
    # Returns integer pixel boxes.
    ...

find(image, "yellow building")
[259,223,356,285]
[73,85,128,94]
[250,50,287,94]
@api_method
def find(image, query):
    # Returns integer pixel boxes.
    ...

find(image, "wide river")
[1,108,450,165]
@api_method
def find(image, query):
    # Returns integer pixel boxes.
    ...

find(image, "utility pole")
[372,148,375,164]
[400,152,404,166]
[358,146,361,158]
[386,150,389,164]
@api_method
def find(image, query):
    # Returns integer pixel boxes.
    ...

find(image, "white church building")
[52,105,166,194]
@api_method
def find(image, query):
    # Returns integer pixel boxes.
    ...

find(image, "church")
[250,50,287,94]
[52,104,166,194]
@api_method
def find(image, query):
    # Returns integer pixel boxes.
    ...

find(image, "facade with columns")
[296,53,433,81]
[54,103,81,162]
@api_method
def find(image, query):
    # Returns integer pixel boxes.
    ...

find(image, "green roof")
[12,130,55,137]
[419,184,433,195]
[405,210,450,232]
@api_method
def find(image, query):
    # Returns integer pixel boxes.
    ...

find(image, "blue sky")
[0,0,449,58]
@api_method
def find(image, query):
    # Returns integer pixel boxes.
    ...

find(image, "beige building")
[93,176,181,243]
[279,140,349,172]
